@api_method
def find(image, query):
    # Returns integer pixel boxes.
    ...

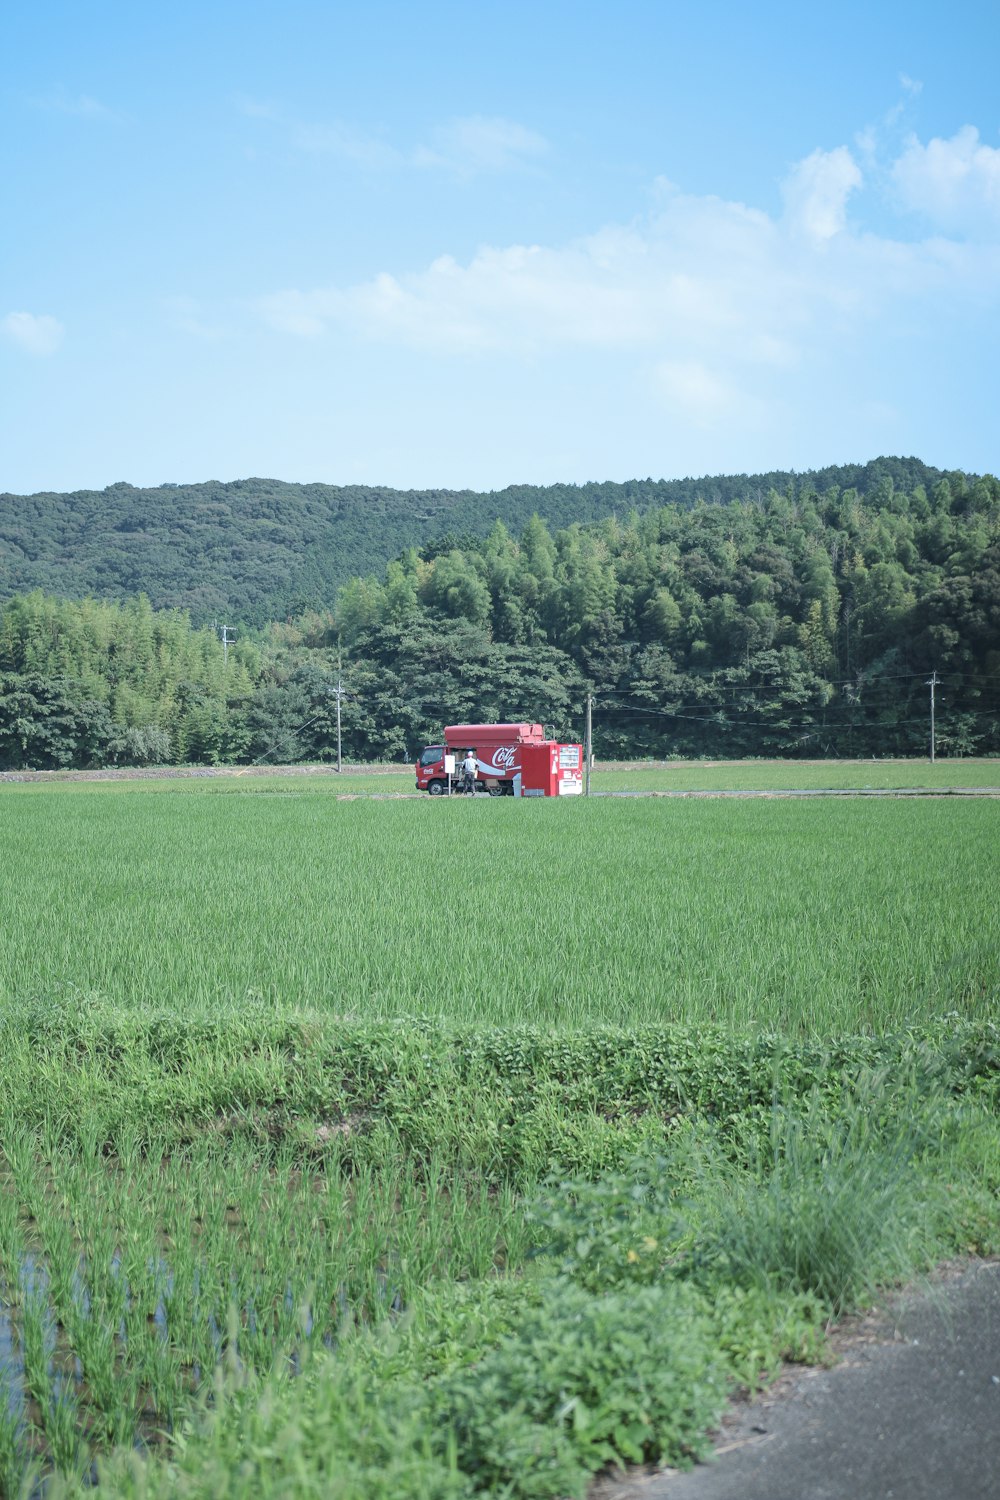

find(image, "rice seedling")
[0,1183,24,1280]
[43,1377,84,1479]
[19,1275,53,1420]
[0,1398,29,1500]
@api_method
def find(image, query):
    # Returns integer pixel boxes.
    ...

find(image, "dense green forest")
[0,459,997,767]
[0,457,966,626]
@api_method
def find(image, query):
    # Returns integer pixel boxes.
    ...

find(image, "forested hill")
[0,457,960,626]
[2,460,997,769]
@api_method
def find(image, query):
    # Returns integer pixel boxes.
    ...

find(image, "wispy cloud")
[289,121,402,169]
[233,93,281,121]
[413,116,549,175]
[2,312,65,356]
[30,89,120,122]
[237,98,548,176]
[164,296,227,341]
[653,359,772,430]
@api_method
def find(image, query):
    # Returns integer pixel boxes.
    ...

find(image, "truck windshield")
[419,746,443,767]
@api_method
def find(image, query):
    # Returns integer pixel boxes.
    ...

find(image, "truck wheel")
[487,784,503,797]
[427,780,446,796]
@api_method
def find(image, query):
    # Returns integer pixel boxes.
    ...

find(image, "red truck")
[415,723,583,797]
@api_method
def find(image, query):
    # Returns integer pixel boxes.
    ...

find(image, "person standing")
[462,748,477,794]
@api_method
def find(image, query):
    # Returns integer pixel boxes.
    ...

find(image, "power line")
[601,688,932,716]
[251,678,353,766]
[601,671,1000,699]
[599,698,1000,731]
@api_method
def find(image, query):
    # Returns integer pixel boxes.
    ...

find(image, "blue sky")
[2,0,998,495]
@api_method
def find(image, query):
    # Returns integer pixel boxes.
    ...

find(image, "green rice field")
[1,781,997,1031]
[1,773,998,1497]
[593,756,1000,792]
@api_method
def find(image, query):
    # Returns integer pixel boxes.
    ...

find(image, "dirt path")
[598,1259,1000,1500]
[592,787,1000,798]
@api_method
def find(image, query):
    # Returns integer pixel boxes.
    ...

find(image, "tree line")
[0,465,997,770]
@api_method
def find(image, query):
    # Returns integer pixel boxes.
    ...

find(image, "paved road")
[602,1260,1000,1500]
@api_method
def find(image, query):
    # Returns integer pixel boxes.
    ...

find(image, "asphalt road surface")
[601,1259,1000,1500]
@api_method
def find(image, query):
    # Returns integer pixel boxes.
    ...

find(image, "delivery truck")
[415,723,583,797]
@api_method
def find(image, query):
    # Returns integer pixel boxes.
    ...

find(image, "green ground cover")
[0,780,998,1496]
[0,1006,998,1498]
[0,787,996,1031]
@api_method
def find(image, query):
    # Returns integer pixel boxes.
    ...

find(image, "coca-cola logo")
[489,747,516,770]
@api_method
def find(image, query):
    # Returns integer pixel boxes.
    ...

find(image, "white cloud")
[255,126,1000,436]
[2,312,64,356]
[892,125,1000,230]
[782,146,863,240]
[259,195,793,357]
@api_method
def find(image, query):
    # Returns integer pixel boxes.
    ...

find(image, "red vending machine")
[517,742,584,796]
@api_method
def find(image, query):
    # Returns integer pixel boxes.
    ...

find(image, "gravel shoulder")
[596,1258,1000,1500]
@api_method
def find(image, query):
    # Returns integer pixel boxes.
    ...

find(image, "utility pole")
[334,645,343,773]
[335,681,342,774]
[926,670,939,763]
[584,693,593,796]
[219,624,233,667]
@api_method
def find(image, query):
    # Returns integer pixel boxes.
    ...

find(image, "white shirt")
[463,754,477,775]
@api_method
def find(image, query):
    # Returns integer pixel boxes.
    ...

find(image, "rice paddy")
[0,770,997,1495]
[0,1128,526,1487]
[0,783,997,1031]
[592,755,1000,792]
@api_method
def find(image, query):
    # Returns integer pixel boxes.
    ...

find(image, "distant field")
[593,757,1000,792]
[1,783,996,1031]
[3,756,997,797]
